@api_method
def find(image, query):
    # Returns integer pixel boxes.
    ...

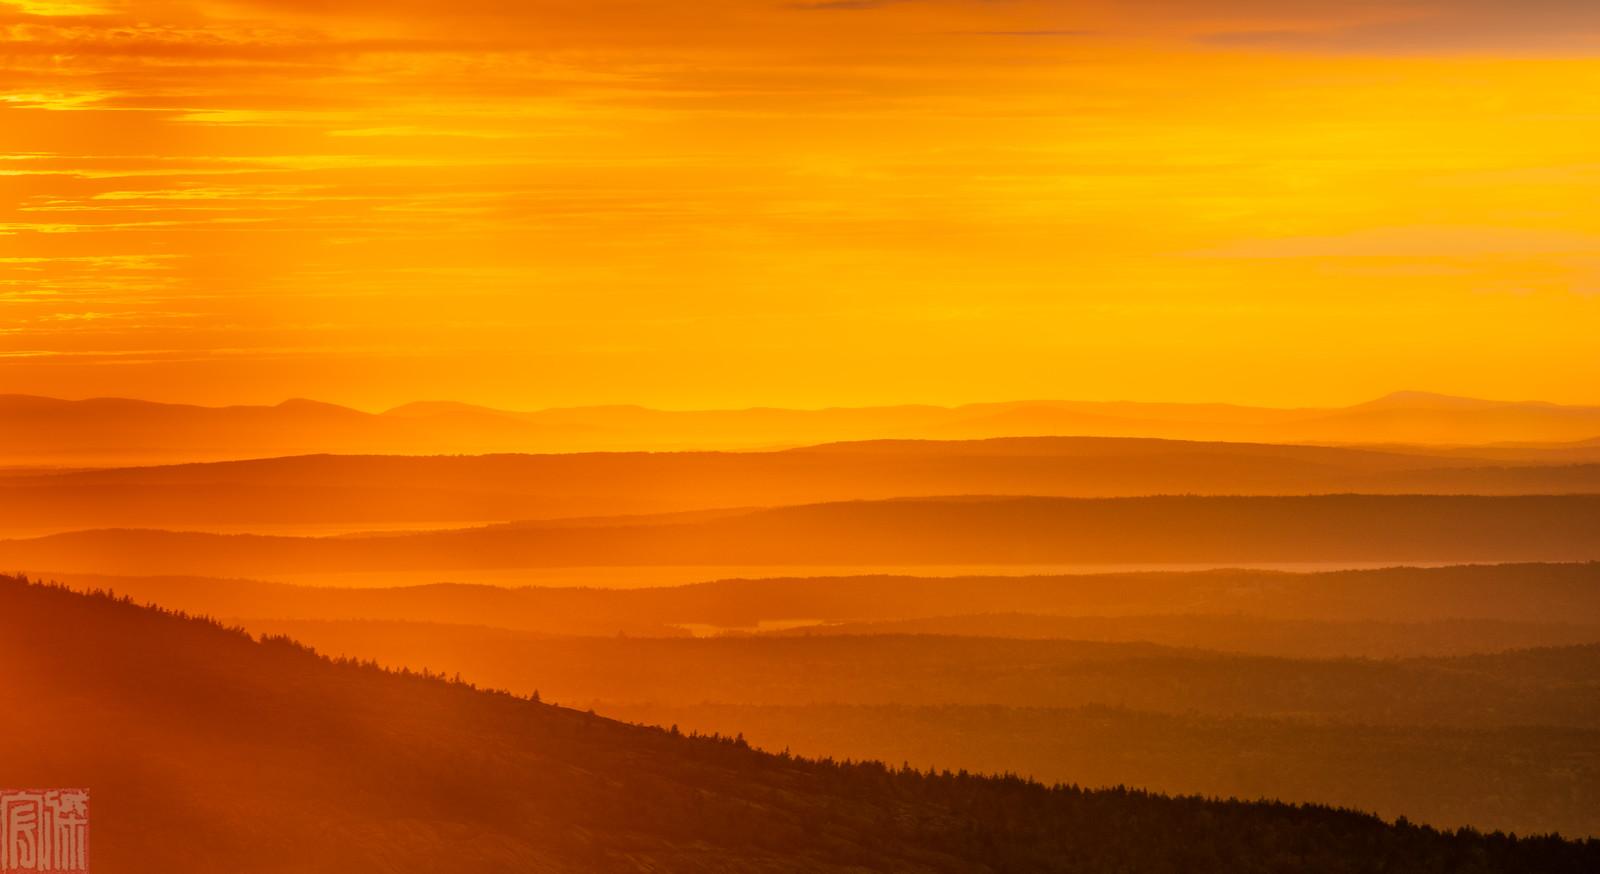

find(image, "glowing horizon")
[4,0,1600,410]
[0,386,1591,415]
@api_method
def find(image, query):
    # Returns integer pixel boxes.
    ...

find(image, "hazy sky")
[3,0,1599,409]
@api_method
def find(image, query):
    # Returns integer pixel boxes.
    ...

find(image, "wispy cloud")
[4,0,1600,406]
[1197,0,1600,55]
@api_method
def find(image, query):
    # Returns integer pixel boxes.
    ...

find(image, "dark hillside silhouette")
[7,575,1597,872]
[600,701,1600,840]
[39,562,1598,836]
[223,618,1600,836]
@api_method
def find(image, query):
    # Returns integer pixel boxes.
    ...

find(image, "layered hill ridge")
[7,391,1600,466]
[43,562,1600,640]
[7,435,1600,534]
[6,495,1600,577]
[10,574,1597,872]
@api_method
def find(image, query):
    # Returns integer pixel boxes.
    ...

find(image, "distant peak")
[1358,390,1559,411]
[1358,391,1502,410]
[274,398,360,414]
[1379,390,1474,402]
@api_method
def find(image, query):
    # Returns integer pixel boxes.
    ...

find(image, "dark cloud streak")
[1199,0,1600,55]
[958,30,1094,37]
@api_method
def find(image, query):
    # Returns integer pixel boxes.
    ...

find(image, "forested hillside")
[4,573,1596,873]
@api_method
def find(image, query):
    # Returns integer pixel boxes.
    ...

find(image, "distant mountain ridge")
[5,391,1600,465]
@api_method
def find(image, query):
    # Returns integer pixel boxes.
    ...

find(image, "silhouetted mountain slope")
[7,437,1600,533]
[209,616,1600,837]
[7,392,1600,466]
[7,495,1600,575]
[8,576,1595,872]
[601,701,1600,840]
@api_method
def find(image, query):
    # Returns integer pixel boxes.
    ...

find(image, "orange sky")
[3,0,1599,410]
